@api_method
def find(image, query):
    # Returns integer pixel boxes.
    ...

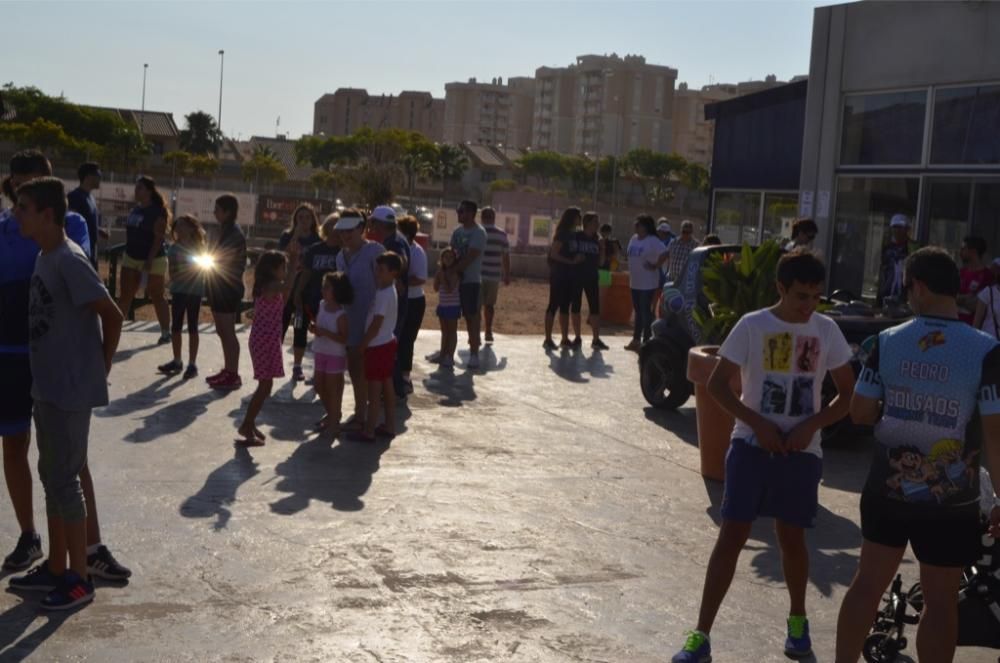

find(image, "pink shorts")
[314,352,346,376]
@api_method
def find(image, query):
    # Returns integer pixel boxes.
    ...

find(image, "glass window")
[925,180,971,261]
[840,91,927,165]
[973,181,1000,263]
[762,193,799,244]
[831,177,919,300]
[713,191,761,245]
[930,84,1000,165]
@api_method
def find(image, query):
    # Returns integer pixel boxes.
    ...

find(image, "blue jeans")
[631,288,656,342]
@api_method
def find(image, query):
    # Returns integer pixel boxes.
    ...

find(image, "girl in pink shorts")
[309,271,353,434]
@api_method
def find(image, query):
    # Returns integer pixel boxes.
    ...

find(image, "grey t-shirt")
[451,223,488,284]
[29,240,111,410]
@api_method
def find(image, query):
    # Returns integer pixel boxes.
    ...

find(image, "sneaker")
[41,570,94,611]
[467,353,480,369]
[211,372,242,391]
[292,365,305,382]
[157,331,171,345]
[559,338,573,349]
[542,339,558,351]
[3,531,42,571]
[571,336,583,350]
[9,561,58,592]
[183,364,198,380]
[484,332,495,344]
[157,359,183,375]
[206,369,229,384]
[592,338,610,350]
[624,340,641,352]
[440,357,455,369]
[784,616,812,659]
[425,351,442,364]
[87,545,132,581]
[672,630,712,663]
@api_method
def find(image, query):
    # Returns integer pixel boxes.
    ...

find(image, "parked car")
[639,244,907,437]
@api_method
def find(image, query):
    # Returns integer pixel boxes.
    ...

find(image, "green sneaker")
[785,615,812,658]
[672,630,711,663]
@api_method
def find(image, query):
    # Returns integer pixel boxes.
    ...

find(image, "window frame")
[926,80,1000,169]
[837,86,931,170]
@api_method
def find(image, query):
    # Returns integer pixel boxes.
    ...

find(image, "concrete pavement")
[0,323,994,662]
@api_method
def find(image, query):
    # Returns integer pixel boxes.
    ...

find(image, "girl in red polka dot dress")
[237,251,288,446]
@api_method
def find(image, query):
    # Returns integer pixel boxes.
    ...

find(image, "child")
[12,177,123,610]
[158,214,207,379]
[352,252,402,443]
[309,271,353,434]
[671,251,856,662]
[237,251,288,446]
[430,247,461,369]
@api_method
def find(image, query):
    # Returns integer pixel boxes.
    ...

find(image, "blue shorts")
[437,305,462,321]
[459,282,481,318]
[720,439,823,529]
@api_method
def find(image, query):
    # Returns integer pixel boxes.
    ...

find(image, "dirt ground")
[101,261,635,336]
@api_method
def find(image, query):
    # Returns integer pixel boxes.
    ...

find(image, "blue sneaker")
[784,615,812,658]
[9,561,59,592]
[672,630,712,663]
[41,570,94,611]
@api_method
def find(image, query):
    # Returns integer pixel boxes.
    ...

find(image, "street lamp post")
[140,63,148,134]
[218,50,225,136]
[592,154,600,211]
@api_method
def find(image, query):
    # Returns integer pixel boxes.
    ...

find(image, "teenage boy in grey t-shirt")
[13,178,123,611]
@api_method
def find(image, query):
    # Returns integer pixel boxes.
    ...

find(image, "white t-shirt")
[719,309,853,457]
[407,243,428,300]
[627,234,668,291]
[366,285,398,347]
[977,285,1000,339]
[312,304,346,357]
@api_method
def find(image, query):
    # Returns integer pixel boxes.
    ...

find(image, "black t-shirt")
[575,231,601,274]
[382,230,410,287]
[278,230,321,256]
[67,187,99,265]
[301,242,341,310]
[550,229,578,276]
[210,222,247,293]
[124,204,167,260]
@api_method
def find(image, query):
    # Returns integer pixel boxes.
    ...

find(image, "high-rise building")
[532,54,678,157]
[313,89,445,141]
[672,75,802,165]
[443,76,535,148]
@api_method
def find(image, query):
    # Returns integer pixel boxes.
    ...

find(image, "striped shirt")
[481,224,510,282]
[439,282,461,308]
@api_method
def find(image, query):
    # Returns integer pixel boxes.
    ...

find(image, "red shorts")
[364,339,398,381]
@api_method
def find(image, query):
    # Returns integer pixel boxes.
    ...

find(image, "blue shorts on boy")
[718,309,852,527]
[29,240,111,522]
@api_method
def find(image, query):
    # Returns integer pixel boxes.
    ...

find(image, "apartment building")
[313,89,445,141]
[443,77,535,148]
[672,75,804,165]
[532,54,678,157]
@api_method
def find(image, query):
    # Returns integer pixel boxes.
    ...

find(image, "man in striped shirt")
[480,207,511,344]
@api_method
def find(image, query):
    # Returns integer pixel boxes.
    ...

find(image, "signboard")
[175,189,256,227]
[256,195,334,228]
[432,208,459,243]
[816,190,831,220]
[529,215,553,247]
[799,190,814,218]
[496,212,520,245]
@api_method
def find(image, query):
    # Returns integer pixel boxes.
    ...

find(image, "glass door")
[924,179,972,262]
[972,180,1000,262]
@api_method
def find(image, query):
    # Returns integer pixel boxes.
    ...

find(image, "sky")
[5,0,829,140]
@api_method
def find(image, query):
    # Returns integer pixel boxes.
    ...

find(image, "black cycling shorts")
[861,493,981,568]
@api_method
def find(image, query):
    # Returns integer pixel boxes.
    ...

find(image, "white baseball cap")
[889,214,910,228]
[370,205,397,224]
[657,222,672,233]
[333,214,365,231]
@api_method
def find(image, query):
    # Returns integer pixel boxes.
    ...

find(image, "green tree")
[179,111,223,155]
[189,155,220,178]
[514,150,566,190]
[432,144,469,194]
[241,152,287,186]
[295,134,357,171]
[563,155,595,199]
[163,150,192,176]
[401,133,438,197]
[309,170,339,197]
[622,148,687,204]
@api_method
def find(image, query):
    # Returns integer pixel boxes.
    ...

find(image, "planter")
[600,271,632,325]
[686,345,741,482]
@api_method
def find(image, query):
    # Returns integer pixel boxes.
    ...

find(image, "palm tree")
[179,111,223,155]
[434,144,469,195]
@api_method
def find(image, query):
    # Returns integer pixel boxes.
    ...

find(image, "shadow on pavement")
[422,367,477,407]
[269,436,391,513]
[97,374,189,418]
[180,446,259,530]
[701,476,866,596]
[124,391,226,443]
[0,596,80,661]
[546,348,615,383]
[642,406,698,447]
[476,346,508,372]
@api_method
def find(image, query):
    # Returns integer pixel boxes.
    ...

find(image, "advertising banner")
[529,215,553,247]
[257,195,334,228]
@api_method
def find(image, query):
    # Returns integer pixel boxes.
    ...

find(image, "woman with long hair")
[119,175,171,342]
[574,212,608,350]
[279,203,322,381]
[205,194,248,390]
[543,207,584,351]
[158,214,208,379]
[625,214,668,351]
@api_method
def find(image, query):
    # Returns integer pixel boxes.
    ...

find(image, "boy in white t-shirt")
[672,251,856,663]
[351,251,401,443]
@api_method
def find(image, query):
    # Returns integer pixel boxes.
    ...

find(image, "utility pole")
[218,50,225,135]
[140,64,148,134]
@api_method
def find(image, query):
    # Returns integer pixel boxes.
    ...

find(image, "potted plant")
[686,241,781,481]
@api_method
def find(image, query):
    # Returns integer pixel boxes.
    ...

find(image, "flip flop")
[235,436,265,448]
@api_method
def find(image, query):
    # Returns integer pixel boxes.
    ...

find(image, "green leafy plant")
[693,240,782,345]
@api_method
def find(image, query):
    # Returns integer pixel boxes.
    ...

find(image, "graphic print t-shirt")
[855,316,1000,508]
[719,309,853,457]
[627,234,668,291]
